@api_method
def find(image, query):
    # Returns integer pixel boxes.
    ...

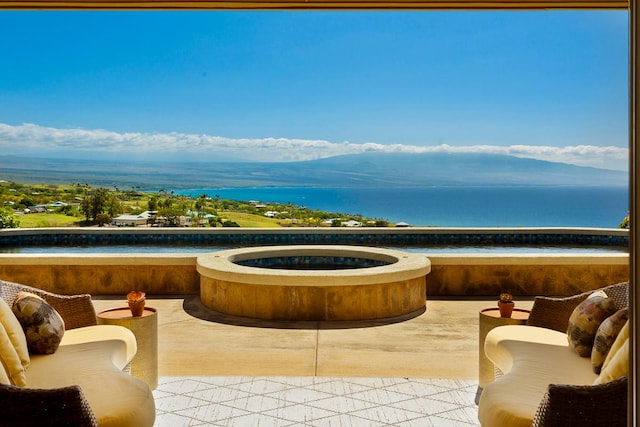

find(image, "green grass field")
[17,213,81,228]
[16,212,291,228]
[220,212,283,228]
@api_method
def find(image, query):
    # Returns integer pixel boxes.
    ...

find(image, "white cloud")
[0,122,629,171]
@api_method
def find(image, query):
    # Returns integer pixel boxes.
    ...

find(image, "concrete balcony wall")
[0,255,200,296]
[426,254,629,296]
[0,253,628,297]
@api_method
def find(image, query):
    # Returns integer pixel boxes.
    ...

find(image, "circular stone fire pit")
[196,245,431,321]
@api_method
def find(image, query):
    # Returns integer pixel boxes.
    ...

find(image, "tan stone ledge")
[0,254,197,265]
[427,253,629,266]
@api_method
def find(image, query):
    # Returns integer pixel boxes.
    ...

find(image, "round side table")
[97,307,158,390]
[476,307,530,404]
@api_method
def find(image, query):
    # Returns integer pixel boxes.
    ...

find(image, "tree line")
[0,182,386,229]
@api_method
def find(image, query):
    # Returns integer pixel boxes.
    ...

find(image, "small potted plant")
[498,292,514,318]
[127,291,146,317]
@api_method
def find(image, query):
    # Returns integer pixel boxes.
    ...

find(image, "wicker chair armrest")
[0,280,97,329]
[532,376,627,427]
[0,383,98,427]
[526,293,590,332]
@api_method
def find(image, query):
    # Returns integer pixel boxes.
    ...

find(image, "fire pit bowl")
[196,245,431,321]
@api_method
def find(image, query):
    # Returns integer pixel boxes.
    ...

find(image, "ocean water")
[175,186,629,228]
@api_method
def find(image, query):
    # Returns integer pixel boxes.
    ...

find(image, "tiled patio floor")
[153,376,479,426]
[92,296,534,426]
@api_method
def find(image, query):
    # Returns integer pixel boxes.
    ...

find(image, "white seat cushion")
[60,325,137,370]
[27,339,155,427]
[478,325,597,427]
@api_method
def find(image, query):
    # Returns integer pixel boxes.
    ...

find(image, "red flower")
[127,291,146,302]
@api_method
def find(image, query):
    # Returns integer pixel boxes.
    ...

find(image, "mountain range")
[0,152,628,190]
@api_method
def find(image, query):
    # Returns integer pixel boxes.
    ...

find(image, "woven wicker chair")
[0,279,97,330]
[0,383,98,427]
[524,281,629,427]
[532,376,628,427]
[0,279,100,424]
[526,281,629,332]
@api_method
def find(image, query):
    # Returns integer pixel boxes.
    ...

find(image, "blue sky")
[0,10,630,170]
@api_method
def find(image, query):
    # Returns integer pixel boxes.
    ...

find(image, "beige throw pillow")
[591,308,629,374]
[594,341,628,384]
[12,292,65,355]
[0,298,29,368]
[594,320,629,384]
[0,322,27,386]
[567,291,617,357]
[0,360,10,384]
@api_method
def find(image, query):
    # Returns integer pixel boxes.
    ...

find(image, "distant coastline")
[175,185,629,228]
[1,153,629,228]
